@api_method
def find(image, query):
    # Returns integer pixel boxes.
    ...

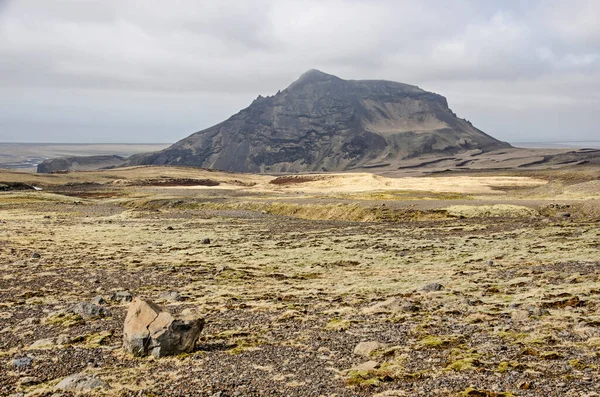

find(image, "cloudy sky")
[0,0,598,144]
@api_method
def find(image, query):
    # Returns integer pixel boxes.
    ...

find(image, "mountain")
[129,69,510,172]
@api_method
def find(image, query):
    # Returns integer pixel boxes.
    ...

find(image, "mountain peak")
[291,69,340,86]
[128,71,510,173]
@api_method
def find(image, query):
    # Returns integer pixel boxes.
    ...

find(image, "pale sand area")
[1,166,547,195]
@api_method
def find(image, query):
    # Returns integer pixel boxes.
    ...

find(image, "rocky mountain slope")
[127,70,510,172]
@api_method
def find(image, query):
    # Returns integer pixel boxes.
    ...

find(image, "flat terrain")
[1,165,600,396]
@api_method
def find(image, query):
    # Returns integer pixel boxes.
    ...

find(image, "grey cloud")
[0,0,598,143]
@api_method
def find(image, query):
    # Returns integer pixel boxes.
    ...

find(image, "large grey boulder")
[54,373,110,392]
[123,298,205,357]
[68,302,109,319]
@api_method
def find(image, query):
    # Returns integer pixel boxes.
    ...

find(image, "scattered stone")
[31,252,41,259]
[123,298,205,357]
[160,291,183,302]
[110,291,133,303]
[68,302,109,319]
[422,283,444,292]
[56,334,73,345]
[19,376,41,386]
[90,295,107,305]
[350,360,380,372]
[12,357,33,368]
[28,338,56,350]
[54,373,110,392]
[354,341,386,357]
[202,238,211,244]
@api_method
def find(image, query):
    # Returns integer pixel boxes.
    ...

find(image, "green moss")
[497,361,525,373]
[325,318,351,331]
[85,331,113,348]
[45,311,83,327]
[418,335,456,349]
[496,331,528,342]
[344,368,394,387]
[445,348,481,372]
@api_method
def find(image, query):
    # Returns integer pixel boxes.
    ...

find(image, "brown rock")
[123,298,204,357]
[353,341,386,357]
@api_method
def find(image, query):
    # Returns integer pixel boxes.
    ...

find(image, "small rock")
[353,341,386,357]
[19,376,41,386]
[422,283,444,292]
[56,334,72,345]
[90,296,107,305]
[350,360,380,372]
[12,357,33,368]
[68,302,109,319]
[123,298,205,357]
[54,373,110,392]
[28,338,55,350]
[166,226,174,230]
[202,238,211,244]
[558,212,571,218]
[486,260,494,266]
[160,291,183,302]
[31,252,41,259]
[110,291,133,303]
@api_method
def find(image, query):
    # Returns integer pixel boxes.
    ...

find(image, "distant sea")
[512,140,600,149]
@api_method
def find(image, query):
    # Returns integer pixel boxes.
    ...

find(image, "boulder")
[54,373,110,392]
[160,291,183,302]
[19,376,41,386]
[12,357,33,368]
[90,296,107,305]
[422,283,444,292]
[110,291,133,303]
[123,298,205,357]
[68,302,109,319]
[354,341,386,357]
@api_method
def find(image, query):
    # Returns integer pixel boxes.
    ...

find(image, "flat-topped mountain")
[132,70,510,172]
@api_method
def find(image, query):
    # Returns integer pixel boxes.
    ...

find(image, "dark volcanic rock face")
[129,70,510,172]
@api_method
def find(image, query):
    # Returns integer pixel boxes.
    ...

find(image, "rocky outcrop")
[37,155,126,173]
[128,69,510,172]
[123,298,205,357]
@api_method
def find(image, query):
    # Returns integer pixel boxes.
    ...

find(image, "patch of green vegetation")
[418,335,457,349]
[496,330,528,342]
[85,331,113,348]
[541,351,563,360]
[497,361,525,373]
[445,348,481,372]
[325,318,351,331]
[344,368,394,387]
[45,311,83,327]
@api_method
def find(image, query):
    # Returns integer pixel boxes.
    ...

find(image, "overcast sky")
[1,0,599,144]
